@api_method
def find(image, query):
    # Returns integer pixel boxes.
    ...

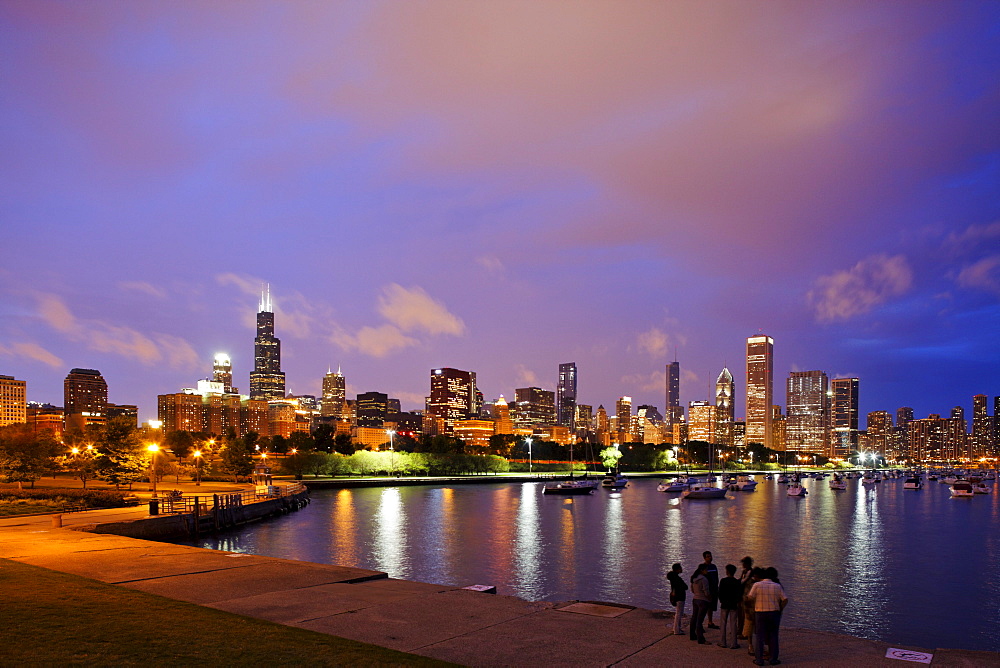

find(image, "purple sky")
[2,1,999,426]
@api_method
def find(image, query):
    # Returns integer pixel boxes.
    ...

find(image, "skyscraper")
[745,335,774,447]
[356,391,389,428]
[212,353,234,393]
[0,375,26,427]
[665,360,681,427]
[715,367,734,446]
[616,396,632,442]
[830,377,859,458]
[514,386,556,430]
[896,407,914,431]
[557,362,577,428]
[428,368,477,435]
[321,367,347,418]
[866,411,893,457]
[249,286,286,401]
[972,394,992,458]
[688,400,717,443]
[786,370,829,453]
[64,368,108,431]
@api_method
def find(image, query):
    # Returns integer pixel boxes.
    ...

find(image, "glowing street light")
[386,429,396,477]
[147,443,160,499]
[526,437,533,474]
[192,450,202,486]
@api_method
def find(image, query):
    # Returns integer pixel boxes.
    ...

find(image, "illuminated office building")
[715,367,734,446]
[972,394,993,458]
[492,396,513,435]
[249,285,286,401]
[321,367,347,418]
[428,368,478,435]
[615,396,632,442]
[0,375,27,427]
[557,362,577,428]
[64,368,108,432]
[866,411,893,457]
[356,391,389,428]
[745,335,774,447]
[514,386,556,430]
[688,400,717,443]
[786,370,829,453]
[213,353,234,393]
[665,360,682,428]
[830,377,859,458]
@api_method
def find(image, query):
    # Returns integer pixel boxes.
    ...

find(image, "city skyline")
[2,3,998,423]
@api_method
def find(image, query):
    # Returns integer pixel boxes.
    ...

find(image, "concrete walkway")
[0,512,995,667]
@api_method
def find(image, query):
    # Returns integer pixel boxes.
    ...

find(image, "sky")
[2,1,999,427]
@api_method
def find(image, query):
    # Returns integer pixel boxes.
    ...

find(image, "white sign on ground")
[886,648,933,664]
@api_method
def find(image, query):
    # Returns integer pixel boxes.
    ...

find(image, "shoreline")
[2,506,997,663]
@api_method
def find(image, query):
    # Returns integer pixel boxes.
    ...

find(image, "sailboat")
[543,438,598,495]
[683,442,727,500]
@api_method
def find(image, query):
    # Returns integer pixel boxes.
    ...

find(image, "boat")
[829,474,847,490]
[777,474,788,484]
[942,474,959,485]
[985,471,997,481]
[786,476,808,496]
[862,475,877,487]
[973,482,991,495]
[950,482,974,498]
[657,479,688,493]
[927,473,938,481]
[543,480,597,495]
[903,477,923,490]
[729,475,758,492]
[763,473,774,481]
[682,482,728,499]
[602,472,628,489]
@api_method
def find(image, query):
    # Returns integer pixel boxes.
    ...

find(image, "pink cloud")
[0,341,63,368]
[809,254,913,322]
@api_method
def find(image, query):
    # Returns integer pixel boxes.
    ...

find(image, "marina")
[179,472,1000,653]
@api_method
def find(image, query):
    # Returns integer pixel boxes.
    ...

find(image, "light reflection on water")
[179,477,999,652]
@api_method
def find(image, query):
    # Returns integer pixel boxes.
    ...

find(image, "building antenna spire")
[259,283,272,313]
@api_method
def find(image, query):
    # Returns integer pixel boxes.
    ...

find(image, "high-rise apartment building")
[249,286,286,401]
[830,377,859,458]
[896,407,914,431]
[971,394,992,458]
[907,415,944,462]
[64,368,108,432]
[615,396,632,442]
[428,368,478,435]
[688,400,717,443]
[786,370,829,453]
[866,411,893,456]
[514,386,556,430]
[771,405,787,451]
[595,405,610,445]
[574,404,593,435]
[944,406,968,461]
[0,375,27,426]
[557,362,577,428]
[665,360,681,428]
[321,367,347,418]
[715,367,734,446]
[213,353,234,393]
[745,335,774,447]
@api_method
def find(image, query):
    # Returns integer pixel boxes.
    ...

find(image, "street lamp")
[147,444,160,498]
[386,429,396,477]
[192,450,202,486]
[526,437,533,474]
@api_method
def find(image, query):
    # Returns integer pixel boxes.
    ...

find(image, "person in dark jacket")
[702,550,720,628]
[717,563,742,649]
[667,562,687,635]
[689,563,711,644]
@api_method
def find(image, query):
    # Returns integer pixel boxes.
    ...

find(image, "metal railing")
[157,483,306,515]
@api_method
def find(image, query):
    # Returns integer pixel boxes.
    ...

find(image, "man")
[747,566,788,666]
[716,563,741,649]
[702,551,720,628]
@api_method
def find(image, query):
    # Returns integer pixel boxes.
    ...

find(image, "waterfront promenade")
[0,506,994,667]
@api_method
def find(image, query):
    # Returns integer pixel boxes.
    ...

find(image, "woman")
[667,562,687,635]
[689,563,711,644]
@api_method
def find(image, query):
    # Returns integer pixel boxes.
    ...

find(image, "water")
[177,477,1000,652]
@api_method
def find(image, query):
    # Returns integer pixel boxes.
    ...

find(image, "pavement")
[1,509,996,667]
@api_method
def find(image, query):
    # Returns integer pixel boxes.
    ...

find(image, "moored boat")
[950,482,974,498]
[657,479,688,493]
[543,480,597,495]
[829,474,847,490]
[903,477,923,490]
[972,482,991,495]
[602,472,628,489]
[682,483,728,499]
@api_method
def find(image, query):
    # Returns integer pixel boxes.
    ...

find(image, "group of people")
[666,552,787,666]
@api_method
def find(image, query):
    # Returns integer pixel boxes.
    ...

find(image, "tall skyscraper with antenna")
[249,285,286,401]
[557,362,577,428]
[665,358,681,428]
[321,367,346,418]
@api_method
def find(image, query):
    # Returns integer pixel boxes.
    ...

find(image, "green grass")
[0,559,455,666]
[0,499,63,516]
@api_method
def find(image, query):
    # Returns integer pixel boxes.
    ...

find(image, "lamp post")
[147,444,160,498]
[386,429,396,477]
[526,437,533,474]
[192,450,202,486]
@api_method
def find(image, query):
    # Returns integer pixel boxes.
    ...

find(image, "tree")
[0,424,59,489]
[313,424,335,452]
[95,417,148,489]
[599,446,623,470]
[163,430,195,462]
[219,433,254,483]
[333,433,355,456]
[287,431,315,453]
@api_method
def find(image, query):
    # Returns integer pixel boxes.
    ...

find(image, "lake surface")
[178,476,999,652]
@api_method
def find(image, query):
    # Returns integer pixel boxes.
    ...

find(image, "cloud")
[32,292,200,369]
[332,324,418,358]
[477,255,505,274]
[377,284,465,336]
[216,273,321,339]
[946,221,1000,250]
[809,254,913,322]
[514,364,538,386]
[0,341,63,368]
[620,370,666,393]
[956,255,1000,296]
[636,327,669,358]
[118,281,167,299]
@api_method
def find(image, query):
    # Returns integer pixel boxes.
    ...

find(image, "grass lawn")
[0,559,455,666]
[0,499,64,516]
